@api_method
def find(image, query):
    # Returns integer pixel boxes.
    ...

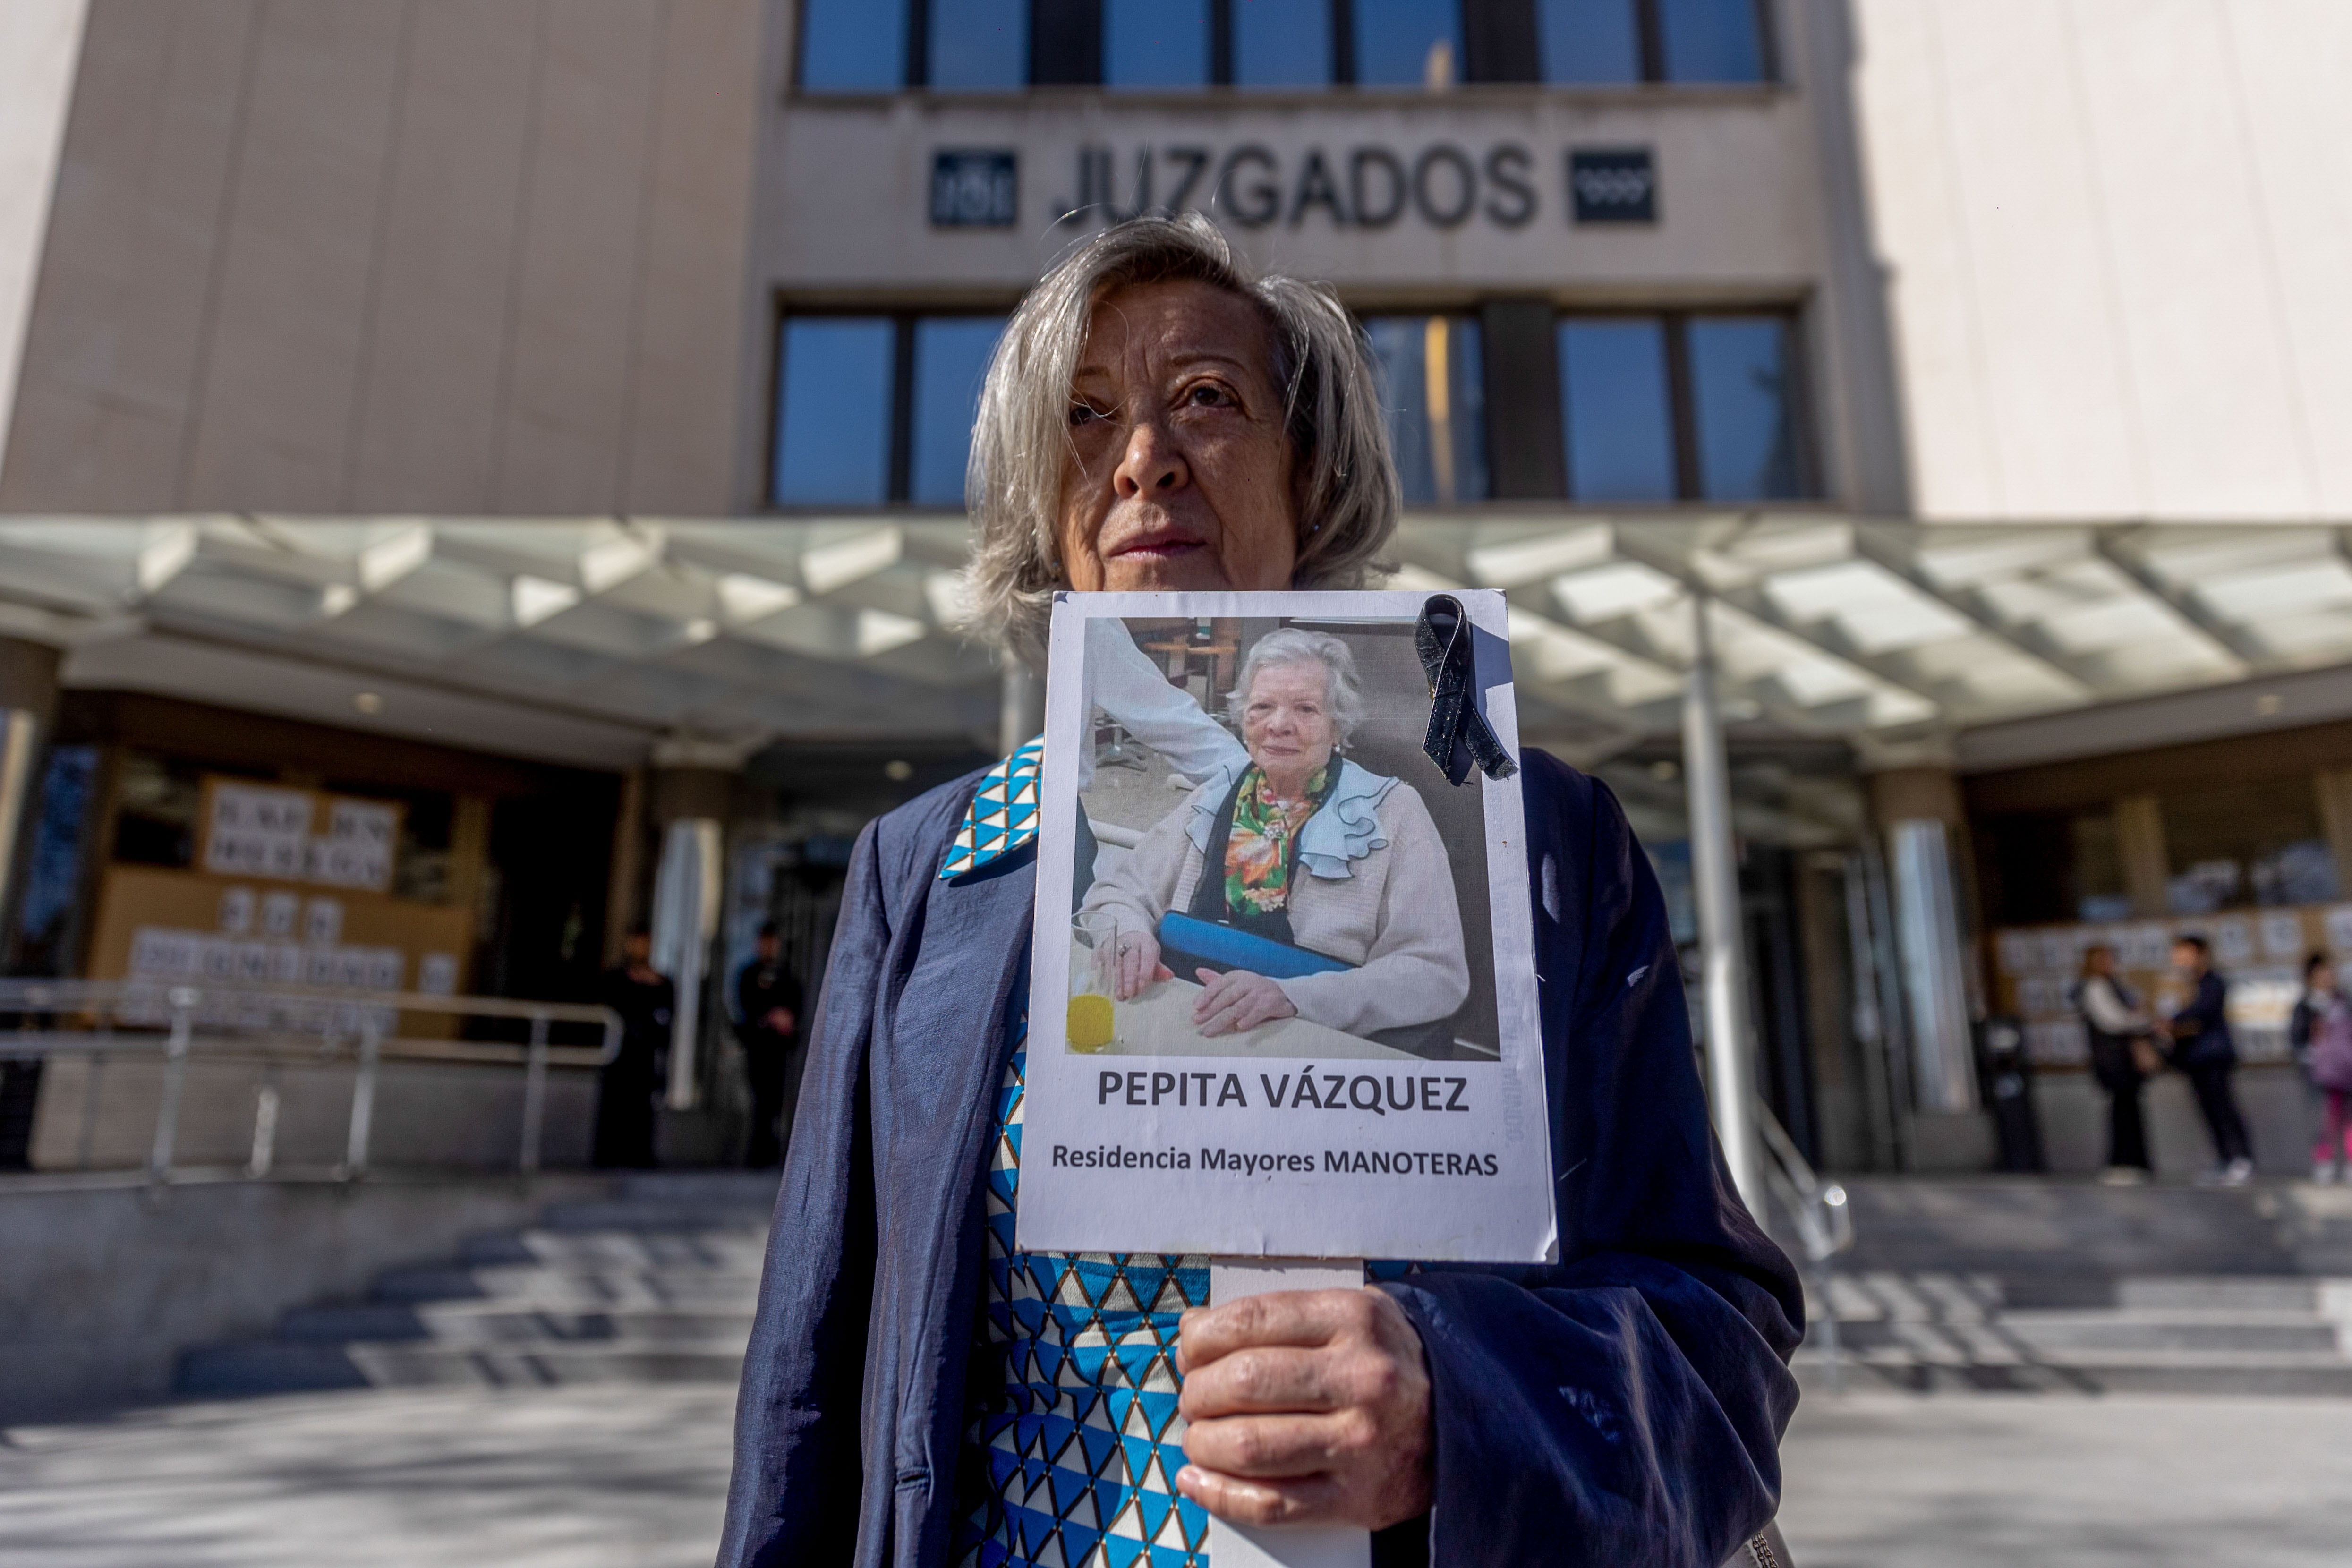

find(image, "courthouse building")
[0,0,2346,1175]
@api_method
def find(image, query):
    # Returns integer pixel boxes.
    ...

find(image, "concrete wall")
[1847,0,2352,520]
[0,0,769,516]
[0,0,87,487]
[0,1171,605,1424]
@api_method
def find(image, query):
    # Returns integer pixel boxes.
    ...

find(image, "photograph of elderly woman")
[1067,614,1499,1062]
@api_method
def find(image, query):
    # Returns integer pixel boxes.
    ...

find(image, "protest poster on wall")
[1017,589,1557,1263]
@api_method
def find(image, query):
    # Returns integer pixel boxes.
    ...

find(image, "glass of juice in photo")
[1068,913,1117,1053]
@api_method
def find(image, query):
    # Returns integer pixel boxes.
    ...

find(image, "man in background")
[593,924,673,1169]
[734,921,802,1168]
[2169,933,2254,1185]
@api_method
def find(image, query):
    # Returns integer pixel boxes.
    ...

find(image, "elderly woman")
[719,215,1799,1568]
[1081,627,1468,1041]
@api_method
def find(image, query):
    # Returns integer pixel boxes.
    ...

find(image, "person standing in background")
[2168,934,2253,1186]
[734,921,803,1169]
[2075,944,2158,1184]
[593,924,673,1169]
[2290,953,2352,1184]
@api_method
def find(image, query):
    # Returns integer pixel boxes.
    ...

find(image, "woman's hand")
[1174,1287,1434,1530]
[1192,969,1296,1036]
[1104,929,1171,1000]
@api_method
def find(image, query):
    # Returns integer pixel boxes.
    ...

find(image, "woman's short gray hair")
[1228,628,1365,750]
[964,213,1400,666]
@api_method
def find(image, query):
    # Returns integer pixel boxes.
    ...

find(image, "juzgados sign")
[929,142,1654,230]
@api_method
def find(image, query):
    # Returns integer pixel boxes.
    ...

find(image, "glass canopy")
[0,515,2343,757]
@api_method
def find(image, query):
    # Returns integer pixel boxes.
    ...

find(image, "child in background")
[2290,953,2352,1183]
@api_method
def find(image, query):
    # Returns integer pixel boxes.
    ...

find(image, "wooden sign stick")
[1204,1259,1372,1568]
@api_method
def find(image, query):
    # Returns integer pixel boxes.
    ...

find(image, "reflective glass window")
[798,0,906,89]
[1558,319,1675,501]
[1538,0,1640,84]
[1234,0,1332,85]
[1366,316,1487,505]
[1659,0,1766,82]
[774,318,895,506]
[1352,0,1461,86]
[1687,316,1803,501]
[929,0,1028,90]
[909,317,1007,508]
[1106,0,1211,87]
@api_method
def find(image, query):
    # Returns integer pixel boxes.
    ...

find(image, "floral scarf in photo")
[1222,763,1328,916]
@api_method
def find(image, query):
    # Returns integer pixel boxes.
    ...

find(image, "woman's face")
[1241,660,1337,787]
[1056,279,1298,596]
[2317,963,2337,993]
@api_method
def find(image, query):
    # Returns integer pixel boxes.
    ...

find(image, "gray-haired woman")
[719,214,1800,1568]
[1081,627,1469,1041]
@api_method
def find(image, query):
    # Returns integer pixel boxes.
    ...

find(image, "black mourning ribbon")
[1415,593,1517,786]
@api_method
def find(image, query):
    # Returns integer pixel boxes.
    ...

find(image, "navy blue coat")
[716,749,1802,1568]
[2173,970,2235,1066]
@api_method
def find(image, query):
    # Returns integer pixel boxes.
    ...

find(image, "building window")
[798,0,909,90]
[908,318,1006,506]
[2163,779,2336,913]
[1233,0,1334,85]
[1687,316,1805,501]
[1979,807,2129,927]
[1535,0,1770,85]
[1555,311,1811,504]
[1558,318,1675,501]
[774,319,896,505]
[929,0,1029,90]
[772,314,1008,508]
[1367,315,1488,505]
[1105,0,1212,86]
[1355,0,1463,85]
[794,0,1763,90]
[1657,0,1767,82]
[1538,0,1641,82]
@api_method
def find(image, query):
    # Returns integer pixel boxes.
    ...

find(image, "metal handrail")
[1755,1100,1853,1265]
[0,978,620,1185]
[1754,1098,1854,1391]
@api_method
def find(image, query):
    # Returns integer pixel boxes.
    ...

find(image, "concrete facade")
[10,2,2342,532]
[1848,0,2352,521]
[0,0,769,517]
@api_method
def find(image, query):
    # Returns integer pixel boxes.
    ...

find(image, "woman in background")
[2074,944,2157,1184]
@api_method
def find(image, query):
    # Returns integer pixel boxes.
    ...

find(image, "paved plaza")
[0,1386,735,1568]
[6,1383,2352,1566]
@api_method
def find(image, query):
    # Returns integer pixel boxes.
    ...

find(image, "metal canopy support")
[1682,595,1763,1210]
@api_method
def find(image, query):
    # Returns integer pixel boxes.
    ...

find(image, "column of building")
[0,636,61,1167]
[1866,759,1991,1170]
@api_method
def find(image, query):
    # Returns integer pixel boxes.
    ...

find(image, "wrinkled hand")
[1102,929,1171,1000]
[1174,1287,1433,1530]
[1191,969,1296,1037]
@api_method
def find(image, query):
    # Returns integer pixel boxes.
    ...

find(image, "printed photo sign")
[1018,589,1557,1262]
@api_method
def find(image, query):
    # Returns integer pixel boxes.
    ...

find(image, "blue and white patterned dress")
[945,741,1215,1568]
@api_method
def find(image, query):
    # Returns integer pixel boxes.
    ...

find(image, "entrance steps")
[174,1172,777,1399]
[1799,1180,2352,1395]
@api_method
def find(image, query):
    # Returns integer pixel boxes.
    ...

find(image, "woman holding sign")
[718,215,1800,1568]
[1079,626,1470,1046]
